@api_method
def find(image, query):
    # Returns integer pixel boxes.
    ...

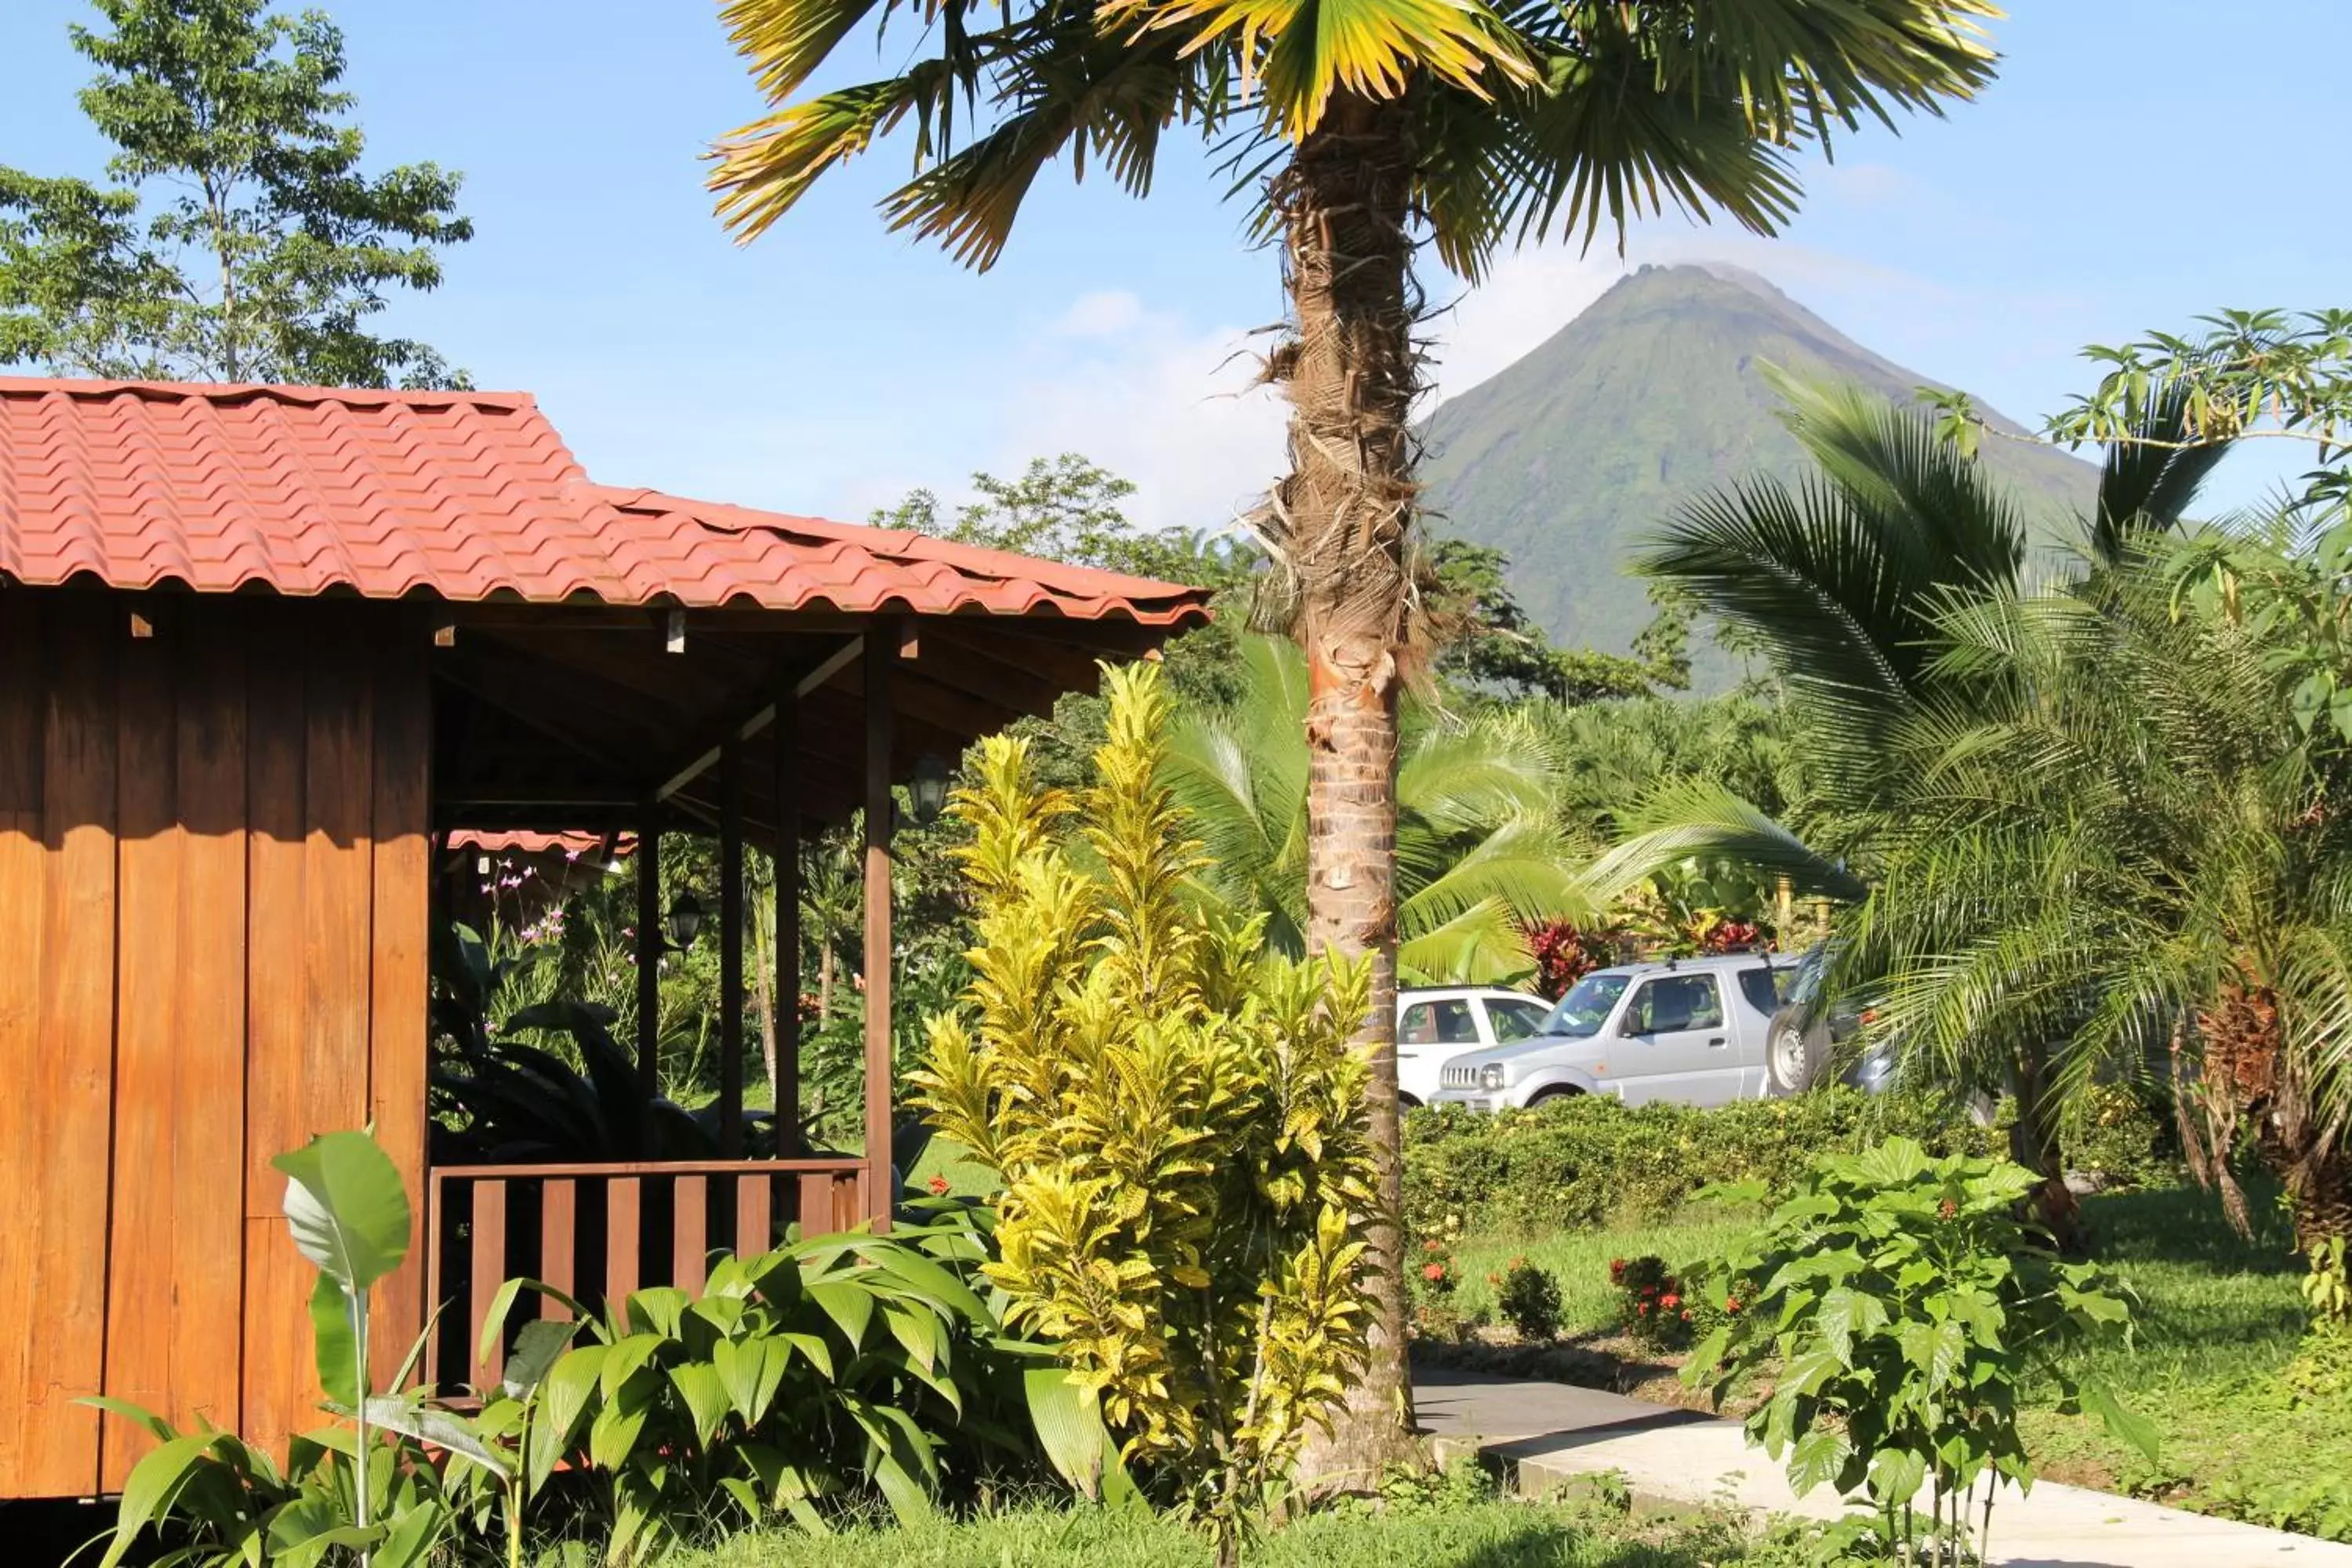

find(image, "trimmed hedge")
[1401,1089,2009,1236]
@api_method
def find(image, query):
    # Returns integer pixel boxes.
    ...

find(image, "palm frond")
[1584,778,1867,905]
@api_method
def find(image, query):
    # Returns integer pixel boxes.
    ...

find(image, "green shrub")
[1493,1258,1563,1342]
[490,1202,1087,1565]
[1682,1138,2155,1564]
[2058,1080,2178,1189]
[1403,1088,2004,1236]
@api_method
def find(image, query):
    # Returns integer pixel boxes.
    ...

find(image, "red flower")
[1659,1292,1682,1312]
[1486,1272,1503,1287]
[1938,1198,1959,1220]
[1636,1301,1650,1315]
[1609,1258,1627,1280]
[1422,1262,1447,1283]
[925,1174,951,1196]
[1424,1239,1444,1253]
[1680,1310,1692,1322]
[1639,1285,1657,1299]
[1725,1296,1741,1315]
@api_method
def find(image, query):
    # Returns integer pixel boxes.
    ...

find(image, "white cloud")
[1052,289,1149,338]
[995,300,1287,535]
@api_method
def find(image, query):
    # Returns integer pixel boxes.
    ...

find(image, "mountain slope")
[1418,263,2099,667]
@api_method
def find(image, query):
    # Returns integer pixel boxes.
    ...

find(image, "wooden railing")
[424,1158,868,1388]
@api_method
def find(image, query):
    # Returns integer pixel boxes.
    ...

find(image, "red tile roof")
[0,378,1213,626]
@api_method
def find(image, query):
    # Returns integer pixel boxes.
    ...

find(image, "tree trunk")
[2291,1149,2352,1252]
[1274,90,1422,1492]
[753,892,781,1108]
[2009,1044,2081,1253]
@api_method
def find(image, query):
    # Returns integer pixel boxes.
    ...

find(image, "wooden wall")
[0,590,430,1499]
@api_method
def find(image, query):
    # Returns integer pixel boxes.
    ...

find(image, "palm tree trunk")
[2010,1043,2081,1252]
[1275,89,1421,1491]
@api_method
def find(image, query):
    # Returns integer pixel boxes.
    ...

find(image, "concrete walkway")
[1415,1363,2352,1568]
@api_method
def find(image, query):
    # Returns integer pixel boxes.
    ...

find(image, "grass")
[673,1493,1820,1568]
[1439,1179,2352,1537]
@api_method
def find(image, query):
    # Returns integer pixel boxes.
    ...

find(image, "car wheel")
[1766,1013,1825,1097]
[1526,1086,1581,1107]
[1397,1092,1422,1111]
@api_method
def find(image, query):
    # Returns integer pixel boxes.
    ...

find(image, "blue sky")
[2,1,2343,529]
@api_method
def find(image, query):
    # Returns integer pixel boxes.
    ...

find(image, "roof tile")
[0,378,1212,627]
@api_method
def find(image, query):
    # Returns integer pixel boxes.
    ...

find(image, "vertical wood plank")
[606,1178,641,1309]
[20,599,118,1497]
[241,602,312,1457]
[772,694,800,1155]
[735,1174,773,1261]
[540,1181,577,1318]
[172,626,252,1447]
[862,633,895,1226]
[719,740,744,1157]
[673,1177,708,1294]
[796,1173,831,1241]
[0,596,49,1494]
[471,1180,506,1387]
[367,625,431,1388]
[101,613,183,1489]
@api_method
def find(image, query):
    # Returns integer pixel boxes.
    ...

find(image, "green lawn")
[1441,1181,2352,1537]
[674,1494,1819,1568]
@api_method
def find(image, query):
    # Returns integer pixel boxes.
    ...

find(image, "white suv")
[1428,954,1792,1112]
[1394,986,1555,1107]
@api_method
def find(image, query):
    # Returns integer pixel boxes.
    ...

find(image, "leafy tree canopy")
[0,0,472,387]
[1426,538,1693,703]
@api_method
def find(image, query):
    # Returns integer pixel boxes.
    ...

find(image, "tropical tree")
[0,0,472,387]
[1624,372,2230,1240]
[1166,635,1588,985]
[710,0,2000,1475]
[1841,543,2352,1272]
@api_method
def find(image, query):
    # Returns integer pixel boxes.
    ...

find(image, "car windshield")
[1538,973,1630,1037]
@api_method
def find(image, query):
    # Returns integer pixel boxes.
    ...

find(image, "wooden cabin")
[0,377,1210,1500]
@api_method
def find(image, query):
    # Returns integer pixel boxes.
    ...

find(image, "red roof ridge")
[0,375,539,414]
[597,485,1206,601]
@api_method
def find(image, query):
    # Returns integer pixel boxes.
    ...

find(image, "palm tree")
[1624,373,2230,1240]
[1166,636,1589,983]
[1849,546,2352,1262]
[710,1,1999,1474]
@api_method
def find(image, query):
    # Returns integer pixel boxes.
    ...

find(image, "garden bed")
[1416,1182,2352,1542]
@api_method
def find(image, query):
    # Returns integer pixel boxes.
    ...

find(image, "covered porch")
[420,590,1188,1388]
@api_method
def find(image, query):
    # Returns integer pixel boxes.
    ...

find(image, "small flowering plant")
[1414,1235,1459,1299]
[1610,1254,1706,1349]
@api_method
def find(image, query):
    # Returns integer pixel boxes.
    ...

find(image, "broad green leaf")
[669,1361,731,1447]
[882,1298,940,1374]
[352,1396,509,1476]
[374,1502,451,1568]
[599,1334,666,1398]
[1787,1427,1851,1495]
[503,1318,579,1398]
[862,1243,987,1322]
[307,1273,361,1406]
[1023,1365,1106,1498]
[99,1434,212,1568]
[2080,1384,2162,1466]
[1868,1446,1927,1505]
[808,1279,877,1346]
[713,1335,793,1425]
[272,1131,411,1293]
[590,1399,650,1470]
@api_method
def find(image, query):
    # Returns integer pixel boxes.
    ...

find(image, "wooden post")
[774,686,802,1157]
[719,737,746,1159]
[862,631,895,1223]
[636,798,662,1102]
